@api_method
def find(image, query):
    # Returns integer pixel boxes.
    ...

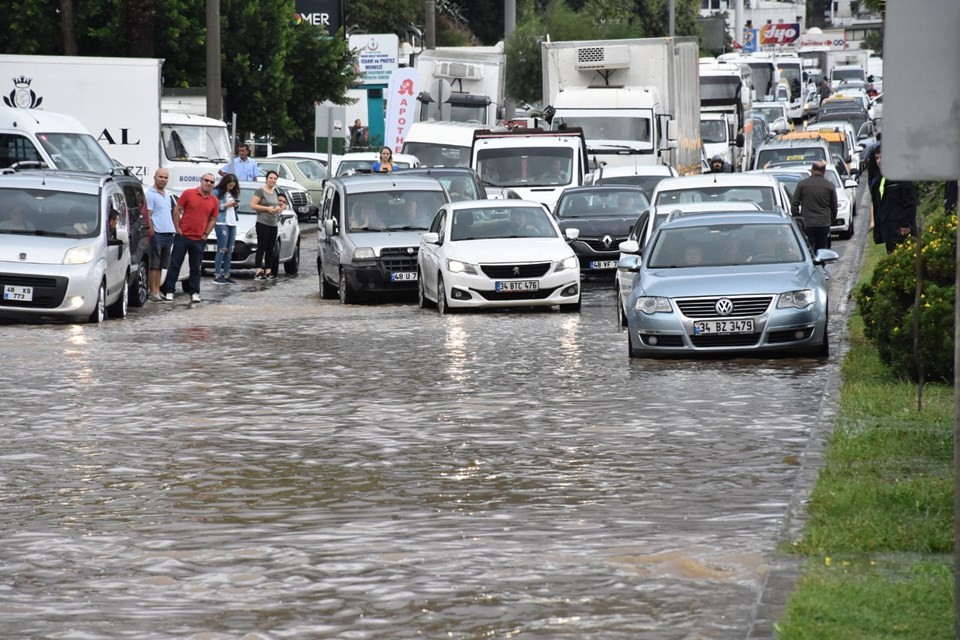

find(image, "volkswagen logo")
[601,235,613,248]
[512,266,520,276]
[18,252,26,261]
[715,298,734,316]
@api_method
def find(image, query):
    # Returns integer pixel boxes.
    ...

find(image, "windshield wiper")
[3,229,70,237]
[352,226,383,232]
[388,225,428,231]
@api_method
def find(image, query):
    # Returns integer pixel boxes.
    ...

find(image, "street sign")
[742,29,758,54]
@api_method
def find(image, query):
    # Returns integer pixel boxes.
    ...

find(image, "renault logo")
[715,298,734,316]
[601,235,613,248]
[512,266,520,275]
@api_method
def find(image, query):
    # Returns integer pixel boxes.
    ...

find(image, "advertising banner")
[759,23,800,46]
[384,67,419,155]
[292,0,344,37]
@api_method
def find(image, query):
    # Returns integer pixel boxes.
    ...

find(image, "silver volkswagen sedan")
[619,211,838,358]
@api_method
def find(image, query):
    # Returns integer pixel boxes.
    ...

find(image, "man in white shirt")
[219,144,259,182]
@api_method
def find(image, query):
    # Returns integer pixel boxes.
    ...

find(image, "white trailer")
[541,37,701,175]
[414,44,506,127]
[0,54,232,189]
[699,58,752,171]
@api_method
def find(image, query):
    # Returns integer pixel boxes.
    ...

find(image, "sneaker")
[213,276,227,285]
[254,272,266,281]
[162,293,174,302]
[149,293,165,303]
[223,276,237,285]
[266,273,277,280]
[190,293,201,303]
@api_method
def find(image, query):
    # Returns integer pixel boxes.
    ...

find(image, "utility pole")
[503,0,516,121]
[205,0,222,120]
[425,0,436,50]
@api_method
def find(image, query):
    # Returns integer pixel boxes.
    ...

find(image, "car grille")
[380,246,418,272]
[690,334,761,348]
[582,237,626,252]
[676,296,773,318]
[480,263,551,279]
[476,286,559,301]
[0,274,67,309]
[287,190,310,207]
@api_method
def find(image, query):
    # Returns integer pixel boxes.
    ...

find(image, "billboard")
[759,23,800,46]
[292,0,345,37]
[348,34,400,86]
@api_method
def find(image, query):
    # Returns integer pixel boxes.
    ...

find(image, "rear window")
[756,146,827,169]
[654,185,777,211]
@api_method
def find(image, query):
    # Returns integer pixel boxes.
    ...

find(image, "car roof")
[596,164,678,178]
[331,174,447,194]
[449,199,545,211]
[654,172,782,191]
[656,211,792,230]
[560,185,648,196]
[0,169,110,194]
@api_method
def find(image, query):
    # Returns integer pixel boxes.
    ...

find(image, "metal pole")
[669,0,675,39]
[734,0,744,50]
[503,0,516,121]
[205,0,222,120]
[425,0,436,50]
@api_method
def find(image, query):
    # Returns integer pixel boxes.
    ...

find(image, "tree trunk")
[60,0,77,55]
[127,0,156,57]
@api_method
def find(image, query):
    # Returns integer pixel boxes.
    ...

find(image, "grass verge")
[776,241,955,639]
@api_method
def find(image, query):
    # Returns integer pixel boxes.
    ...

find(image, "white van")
[401,121,483,168]
[0,106,115,172]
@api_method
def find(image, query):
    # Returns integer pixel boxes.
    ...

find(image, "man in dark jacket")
[791,160,838,252]
[870,148,918,254]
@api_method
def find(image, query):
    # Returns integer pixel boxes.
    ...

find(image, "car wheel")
[437,273,455,315]
[87,281,106,324]
[318,258,336,299]
[417,269,433,309]
[339,269,358,305]
[815,311,830,357]
[284,238,301,274]
[617,296,628,327]
[840,217,854,240]
[108,273,129,319]
[627,327,640,358]
[129,259,149,308]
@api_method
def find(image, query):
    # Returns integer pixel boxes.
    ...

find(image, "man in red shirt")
[159,173,220,303]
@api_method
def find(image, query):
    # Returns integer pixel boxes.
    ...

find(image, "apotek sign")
[759,23,800,46]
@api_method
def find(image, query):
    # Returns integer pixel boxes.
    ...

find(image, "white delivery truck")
[540,37,701,175]
[0,106,116,172]
[699,58,752,171]
[470,127,589,211]
[0,54,232,189]
[414,44,506,127]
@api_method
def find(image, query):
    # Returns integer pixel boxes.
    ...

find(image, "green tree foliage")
[345,0,422,35]
[2,0,64,54]
[856,198,955,382]
[284,28,357,141]
[462,0,505,45]
[505,0,700,105]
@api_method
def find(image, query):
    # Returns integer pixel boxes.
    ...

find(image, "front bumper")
[442,267,580,309]
[0,262,106,319]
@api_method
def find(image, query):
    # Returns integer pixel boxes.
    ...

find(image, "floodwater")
[0,224,863,639]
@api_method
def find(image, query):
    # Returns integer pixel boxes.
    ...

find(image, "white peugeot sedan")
[417,200,581,313]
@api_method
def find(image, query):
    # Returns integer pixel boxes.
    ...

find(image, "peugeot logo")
[715,298,734,316]
[512,266,520,275]
[18,252,26,261]
[601,234,613,248]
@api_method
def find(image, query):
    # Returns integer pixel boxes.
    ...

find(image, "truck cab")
[160,112,232,190]
[0,107,115,173]
[471,128,589,212]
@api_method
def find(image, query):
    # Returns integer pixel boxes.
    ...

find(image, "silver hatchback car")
[0,170,132,323]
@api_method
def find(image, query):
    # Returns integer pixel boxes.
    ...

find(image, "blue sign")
[742,29,758,53]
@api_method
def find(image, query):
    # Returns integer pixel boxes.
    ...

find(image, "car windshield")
[0,188,100,238]
[161,123,231,163]
[700,119,728,144]
[36,133,115,173]
[654,185,777,210]
[348,191,446,231]
[450,206,557,241]
[402,142,470,168]
[556,189,649,218]
[434,175,480,202]
[823,170,842,188]
[476,148,574,188]
[648,223,803,268]
[754,105,785,123]
[756,146,827,169]
[234,186,295,215]
[295,159,326,180]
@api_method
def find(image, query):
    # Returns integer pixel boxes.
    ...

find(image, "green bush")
[856,210,956,382]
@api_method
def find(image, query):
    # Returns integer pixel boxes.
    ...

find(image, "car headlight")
[554,255,578,272]
[446,259,477,275]
[634,296,671,314]
[838,198,849,209]
[778,289,815,309]
[63,245,96,265]
[245,227,257,240]
[353,247,376,260]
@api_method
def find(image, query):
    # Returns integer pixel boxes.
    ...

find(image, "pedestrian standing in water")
[791,160,838,252]
[159,173,220,303]
[250,170,283,280]
[212,173,240,285]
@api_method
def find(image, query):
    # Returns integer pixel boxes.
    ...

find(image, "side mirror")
[618,254,641,272]
[421,232,440,245]
[814,248,840,264]
[618,239,640,254]
[666,119,678,143]
[323,218,336,236]
[844,178,857,188]
[564,228,579,241]
[735,132,745,148]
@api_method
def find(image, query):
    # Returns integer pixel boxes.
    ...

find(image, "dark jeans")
[255,222,278,272]
[161,235,206,295]
[805,226,831,253]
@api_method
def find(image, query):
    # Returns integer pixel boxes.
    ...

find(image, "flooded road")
[0,224,863,639]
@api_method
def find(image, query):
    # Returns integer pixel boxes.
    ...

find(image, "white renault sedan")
[417,200,581,313]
